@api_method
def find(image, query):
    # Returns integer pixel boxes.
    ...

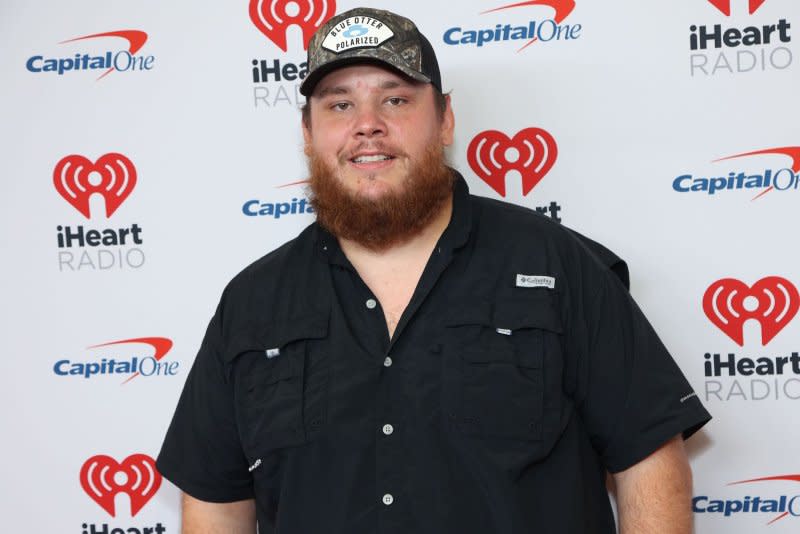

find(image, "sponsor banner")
[701,276,799,402]
[242,180,315,219]
[467,127,563,221]
[53,337,178,383]
[443,0,582,51]
[689,0,794,77]
[53,153,147,272]
[249,0,336,109]
[673,147,800,200]
[80,454,167,533]
[695,474,800,525]
[26,30,155,80]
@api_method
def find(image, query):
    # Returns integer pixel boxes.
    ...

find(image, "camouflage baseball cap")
[299,7,442,97]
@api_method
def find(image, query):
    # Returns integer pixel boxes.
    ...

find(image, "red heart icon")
[706,0,768,16]
[53,153,137,220]
[703,276,799,346]
[249,0,336,52]
[467,128,558,197]
[80,454,162,517]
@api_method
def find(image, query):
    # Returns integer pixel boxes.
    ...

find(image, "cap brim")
[299,56,431,97]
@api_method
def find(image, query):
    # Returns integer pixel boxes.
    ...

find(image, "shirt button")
[383,356,392,367]
[366,298,377,309]
[382,424,394,435]
[382,493,394,506]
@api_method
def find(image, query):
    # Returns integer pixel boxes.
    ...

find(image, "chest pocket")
[226,313,329,453]
[443,296,562,442]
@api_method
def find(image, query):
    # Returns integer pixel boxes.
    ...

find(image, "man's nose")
[354,104,387,138]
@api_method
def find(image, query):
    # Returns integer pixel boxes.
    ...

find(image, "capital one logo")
[467,128,558,197]
[54,153,137,219]
[249,0,337,51]
[703,277,799,346]
[25,30,154,81]
[80,454,162,517]
[707,0,769,16]
[484,0,576,24]
[694,474,800,525]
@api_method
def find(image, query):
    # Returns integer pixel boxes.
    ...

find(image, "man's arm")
[181,493,257,534]
[613,435,694,534]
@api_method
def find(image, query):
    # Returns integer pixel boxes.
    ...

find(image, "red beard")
[306,144,454,251]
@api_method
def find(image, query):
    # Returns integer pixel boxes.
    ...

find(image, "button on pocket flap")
[444,298,492,326]
[493,297,563,334]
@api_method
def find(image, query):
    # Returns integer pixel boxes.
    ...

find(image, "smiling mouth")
[351,154,394,163]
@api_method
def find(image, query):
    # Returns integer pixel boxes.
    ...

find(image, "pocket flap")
[259,313,329,349]
[460,346,542,369]
[493,297,562,333]
[443,298,492,326]
[460,346,516,365]
[223,311,329,364]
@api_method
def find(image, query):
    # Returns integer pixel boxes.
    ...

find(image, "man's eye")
[331,102,350,111]
[387,97,406,106]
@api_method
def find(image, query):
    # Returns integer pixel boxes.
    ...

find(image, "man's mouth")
[351,154,394,163]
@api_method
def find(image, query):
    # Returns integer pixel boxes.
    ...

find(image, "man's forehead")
[312,64,425,97]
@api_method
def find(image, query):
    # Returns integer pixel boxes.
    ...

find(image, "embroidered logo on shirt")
[516,274,556,289]
[680,392,698,403]
[496,328,512,336]
[265,348,280,359]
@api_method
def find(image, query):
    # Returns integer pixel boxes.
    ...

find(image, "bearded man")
[158,7,710,534]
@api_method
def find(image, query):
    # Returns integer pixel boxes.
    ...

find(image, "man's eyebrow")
[315,78,418,99]
[380,80,405,89]
[315,85,350,99]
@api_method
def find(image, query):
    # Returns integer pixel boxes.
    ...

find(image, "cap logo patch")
[321,16,395,54]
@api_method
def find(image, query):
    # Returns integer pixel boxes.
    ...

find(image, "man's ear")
[440,94,455,147]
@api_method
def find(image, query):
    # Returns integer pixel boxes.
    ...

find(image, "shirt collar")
[438,169,473,253]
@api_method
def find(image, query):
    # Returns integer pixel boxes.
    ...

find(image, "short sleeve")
[156,296,254,502]
[572,262,711,474]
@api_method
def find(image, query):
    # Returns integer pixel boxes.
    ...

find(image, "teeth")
[353,154,391,163]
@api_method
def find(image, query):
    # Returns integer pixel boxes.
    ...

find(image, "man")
[157,7,711,533]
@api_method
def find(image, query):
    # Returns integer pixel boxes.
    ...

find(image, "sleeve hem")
[603,409,712,474]
[156,458,255,504]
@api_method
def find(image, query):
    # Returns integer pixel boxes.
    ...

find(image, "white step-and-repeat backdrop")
[1,0,798,532]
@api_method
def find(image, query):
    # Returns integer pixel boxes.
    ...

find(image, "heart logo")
[703,276,799,346]
[80,454,162,517]
[467,128,558,197]
[707,0,768,16]
[53,153,137,220]
[249,0,336,52]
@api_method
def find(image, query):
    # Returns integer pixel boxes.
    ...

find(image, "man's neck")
[338,194,453,339]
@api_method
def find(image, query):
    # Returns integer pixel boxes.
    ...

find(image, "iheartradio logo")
[703,277,799,346]
[467,128,558,197]
[80,454,162,517]
[53,153,137,219]
[249,0,336,51]
[707,0,768,16]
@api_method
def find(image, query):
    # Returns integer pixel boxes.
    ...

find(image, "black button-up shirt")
[158,173,710,533]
